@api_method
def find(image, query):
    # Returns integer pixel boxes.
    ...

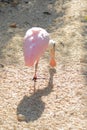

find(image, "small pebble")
[24,0,28,4]
[17,114,25,121]
[0,64,4,68]
[9,23,17,28]
[43,11,51,15]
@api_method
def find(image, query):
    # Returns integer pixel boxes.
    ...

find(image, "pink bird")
[23,27,56,81]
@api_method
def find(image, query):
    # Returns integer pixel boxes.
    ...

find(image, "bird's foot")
[33,74,37,82]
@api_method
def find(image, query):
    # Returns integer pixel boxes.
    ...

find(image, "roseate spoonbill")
[23,27,56,81]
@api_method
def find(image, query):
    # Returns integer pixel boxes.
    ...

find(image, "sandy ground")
[0,0,87,129]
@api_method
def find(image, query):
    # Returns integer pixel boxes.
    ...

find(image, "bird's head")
[49,40,56,50]
[49,40,56,67]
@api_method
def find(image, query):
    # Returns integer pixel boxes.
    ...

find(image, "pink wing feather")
[24,27,49,66]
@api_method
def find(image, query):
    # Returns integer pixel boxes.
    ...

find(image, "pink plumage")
[24,27,50,66]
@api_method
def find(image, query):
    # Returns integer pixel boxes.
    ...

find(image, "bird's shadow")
[17,68,56,122]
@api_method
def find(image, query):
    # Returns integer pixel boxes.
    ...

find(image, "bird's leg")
[33,60,38,81]
[49,42,56,67]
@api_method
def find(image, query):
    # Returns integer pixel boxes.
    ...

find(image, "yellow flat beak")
[49,45,56,67]
[50,58,56,67]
